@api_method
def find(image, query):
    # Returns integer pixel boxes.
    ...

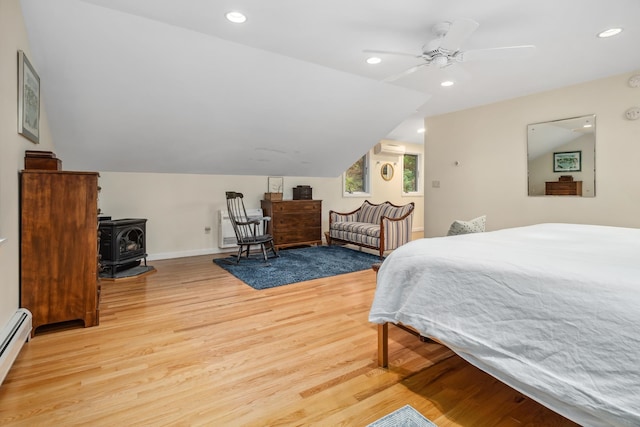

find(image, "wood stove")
[98,218,147,278]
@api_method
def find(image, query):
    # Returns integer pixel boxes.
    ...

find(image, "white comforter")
[369,223,640,427]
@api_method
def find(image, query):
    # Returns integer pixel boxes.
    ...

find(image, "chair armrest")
[245,215,271,234]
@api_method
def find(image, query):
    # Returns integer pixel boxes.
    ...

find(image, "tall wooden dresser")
[20,170,100,335]
[261,199,322,249]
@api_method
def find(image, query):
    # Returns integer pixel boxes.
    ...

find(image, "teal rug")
[368,405,437,427]
[213,245,380,290]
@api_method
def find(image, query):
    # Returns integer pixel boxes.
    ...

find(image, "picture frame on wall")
[18,50,40,144]
[553,150,581,172]
[267,176,284,193]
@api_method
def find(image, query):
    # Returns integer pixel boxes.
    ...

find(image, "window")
[403,153,423,196]
[343,154,370,197]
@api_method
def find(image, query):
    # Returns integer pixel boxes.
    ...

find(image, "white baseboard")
[147,247,235,261]
[148,230,424,261]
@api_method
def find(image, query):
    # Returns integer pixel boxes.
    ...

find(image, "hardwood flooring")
[0,253,578,426]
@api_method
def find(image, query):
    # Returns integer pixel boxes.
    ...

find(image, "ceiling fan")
[365,18,536,82]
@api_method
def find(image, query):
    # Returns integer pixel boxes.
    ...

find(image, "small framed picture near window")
[18,50,40,144]
[553,151,581,172]
[267,176,284,193]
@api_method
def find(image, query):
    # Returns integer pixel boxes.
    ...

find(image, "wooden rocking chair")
[225,191,278,263]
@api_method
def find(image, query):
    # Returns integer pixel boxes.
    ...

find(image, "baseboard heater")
[218,209,263,249]
[0,308,32,385]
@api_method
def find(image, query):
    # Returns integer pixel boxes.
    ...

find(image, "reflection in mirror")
[381,163,394,181]
[527,115,596,197]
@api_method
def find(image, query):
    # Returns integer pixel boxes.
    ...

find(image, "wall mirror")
[381,163,394,181]
[527,115,596,197]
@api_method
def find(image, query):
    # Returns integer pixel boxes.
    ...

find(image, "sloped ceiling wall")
[20,0,429,176]
[19,0,640,176]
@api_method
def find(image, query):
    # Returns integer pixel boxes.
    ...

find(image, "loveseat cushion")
[329,229,380,249]
[329,211,358,223]
[330,221,380,238]
[357,201,409,224]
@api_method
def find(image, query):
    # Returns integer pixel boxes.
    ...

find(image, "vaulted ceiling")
[20,0,640,176]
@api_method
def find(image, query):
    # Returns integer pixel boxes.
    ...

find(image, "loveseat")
[328,200,415,258]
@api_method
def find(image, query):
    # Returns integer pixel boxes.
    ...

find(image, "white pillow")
[447,215,486,236]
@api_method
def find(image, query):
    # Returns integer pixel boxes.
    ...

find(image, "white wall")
[424,71,640,237]
[0,0,55,327]
[98,140,424,260]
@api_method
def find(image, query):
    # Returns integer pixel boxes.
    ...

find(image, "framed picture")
[267,176,284,193]
[18,50,40,144]
[553,151,581,172]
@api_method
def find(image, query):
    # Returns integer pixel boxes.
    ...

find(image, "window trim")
[402,151,423,197]
[343,153,371,198]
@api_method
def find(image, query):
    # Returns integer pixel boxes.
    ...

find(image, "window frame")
[342,153,371,198]
[402,151,423,197]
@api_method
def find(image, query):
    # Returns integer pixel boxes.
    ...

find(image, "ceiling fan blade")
[383,62,429,82]
[439,18,479,52]
[363,49,420,58]
[458,45,536,62]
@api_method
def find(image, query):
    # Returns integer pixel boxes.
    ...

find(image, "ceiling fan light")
[366,57,381,65]
[225,11,247,23]
[597,28,622,38]
[441,80,454,87]
[432,55,449,68]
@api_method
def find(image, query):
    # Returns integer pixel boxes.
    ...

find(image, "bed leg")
[378,323,389,368]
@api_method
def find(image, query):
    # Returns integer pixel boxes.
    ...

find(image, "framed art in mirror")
[553,151,581,172]
[18,50,40,144]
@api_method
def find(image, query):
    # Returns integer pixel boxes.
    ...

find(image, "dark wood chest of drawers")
[545,181,583,196]
[261,199,322,249]
[20,170,100,335]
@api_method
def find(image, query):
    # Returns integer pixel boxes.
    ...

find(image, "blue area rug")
[213,245,380,290]
[367,405,437,427]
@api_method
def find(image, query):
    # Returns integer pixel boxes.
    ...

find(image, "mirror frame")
[380,163,394,181]
[527,114,596,197]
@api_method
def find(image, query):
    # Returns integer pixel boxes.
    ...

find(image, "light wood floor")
[0,253,578,426]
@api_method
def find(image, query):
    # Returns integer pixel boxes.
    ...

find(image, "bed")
[369,223,640,427]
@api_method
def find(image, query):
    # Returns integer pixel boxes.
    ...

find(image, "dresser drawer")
[272,213,320,230]
[545,181,582,196]
[273,227,321,243]
[270,200,320,213]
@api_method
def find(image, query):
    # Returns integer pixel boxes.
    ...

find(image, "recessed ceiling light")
[417,128,426,134]
[225,11,247,23]
[597,28,622,38]
[366,57,382,65]
[441,80,454,87]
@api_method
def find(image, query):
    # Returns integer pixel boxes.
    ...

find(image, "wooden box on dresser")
[261,199,322,249]
[20,170,100,336]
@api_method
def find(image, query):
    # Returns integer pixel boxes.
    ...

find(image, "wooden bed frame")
[377,322,433,367]
[372,263,434,368]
